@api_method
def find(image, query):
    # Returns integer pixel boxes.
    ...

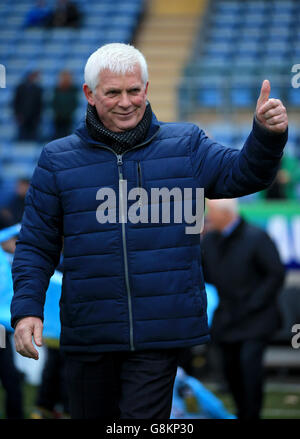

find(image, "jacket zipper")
[117,153,134,351]
[137,161,142,188]
[89,128,160,352]
[137,161,143,208]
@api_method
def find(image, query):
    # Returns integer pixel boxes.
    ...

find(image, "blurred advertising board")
[240,201,300,270]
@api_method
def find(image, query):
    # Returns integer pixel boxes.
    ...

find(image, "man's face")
[84,65,148,133]
[206,202,228,231]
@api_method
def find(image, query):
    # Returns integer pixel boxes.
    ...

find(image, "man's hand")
[256,79,288,134]
[14,317,43,360]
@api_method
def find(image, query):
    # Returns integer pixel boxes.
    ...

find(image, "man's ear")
[145,81,149,96]
[83,83,95,106]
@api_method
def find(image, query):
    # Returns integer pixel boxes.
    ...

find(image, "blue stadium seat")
[47,29,77,43]
[209,28,237,43]
[0,124,16,142]
[0,0,146,153]
[230,56,259,72]
[0,29,20,45]
[288,88,300,107]
[243,13,266,25]
[40,73,58,88]
[21,28,47,44]
[181,0,300,123]
[0,43,14,62]
[287,125,300,151]
[244,2,267,12]
[0,177,17,209]
[3,13,24,29]
[236,41,260,57]
[76,29,103,44]
[14,42,41,58]
[198,87,223,108]
[0,107,13,126]
[231,88,255,108]
[2,162,36,180]
[0,88,13,106]
[215,1,241,14]
[105,29,132,43]
[42,43,69,58]
[204,42,233,58]
[208,123,236,146]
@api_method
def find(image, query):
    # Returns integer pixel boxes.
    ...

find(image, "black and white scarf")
[86,102,152,155]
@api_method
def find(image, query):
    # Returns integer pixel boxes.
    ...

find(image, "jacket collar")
[74,110,161,148]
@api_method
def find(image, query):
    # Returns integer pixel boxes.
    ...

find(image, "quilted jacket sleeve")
[10,146,63,328]
[190,117,288,199]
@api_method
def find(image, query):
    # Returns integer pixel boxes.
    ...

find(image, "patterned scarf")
[86,102,152,154]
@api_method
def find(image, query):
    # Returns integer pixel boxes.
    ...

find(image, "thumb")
[33,321,43,347]
[257,79,270,107]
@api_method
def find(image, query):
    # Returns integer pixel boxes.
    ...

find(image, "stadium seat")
[287,88,300,107]
[208,123,236,146]
[198,87,223,108]
[181,0,300,115]
[0,0,145,183]
[231,88,255,108]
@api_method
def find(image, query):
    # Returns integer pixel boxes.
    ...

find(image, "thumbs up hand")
[255,80,288,134]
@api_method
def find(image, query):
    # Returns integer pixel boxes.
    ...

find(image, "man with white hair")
[202,199,285,419]
[11,43,288,419]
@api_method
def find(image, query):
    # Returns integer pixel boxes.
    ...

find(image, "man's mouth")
[114,109,136,117]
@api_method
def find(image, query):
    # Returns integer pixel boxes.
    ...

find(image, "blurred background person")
[201,198,285,420]
[52,71,78,139]
[0,331,24,419]
[0,239,23,419]
[30,254,69,420]
[264,154,300,200]
[12,71,43,142]
[30,338,69,419]
[23,0,52,28]
[0,178,30,230]
[47,0,81,28]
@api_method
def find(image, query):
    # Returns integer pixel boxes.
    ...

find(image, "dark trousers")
[219,340,266,420]
[17,121,39,141]
[36,347,69,414]
[0,333,23,419]
[65,349,181,419]
[53,118,73,140]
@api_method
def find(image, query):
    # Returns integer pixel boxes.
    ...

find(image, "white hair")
[84,43,148,91]
[207,198,239,214]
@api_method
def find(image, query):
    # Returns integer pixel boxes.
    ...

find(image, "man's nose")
[118,92,131,108]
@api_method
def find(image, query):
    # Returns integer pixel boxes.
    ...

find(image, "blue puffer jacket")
[11,112,287,353]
